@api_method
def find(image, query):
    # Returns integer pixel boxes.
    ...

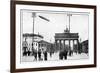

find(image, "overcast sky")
[22,10,89,43]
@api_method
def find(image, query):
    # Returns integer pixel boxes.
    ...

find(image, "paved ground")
[21,52,89,62]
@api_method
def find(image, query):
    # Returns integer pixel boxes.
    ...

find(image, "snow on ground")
[21,52,89,62]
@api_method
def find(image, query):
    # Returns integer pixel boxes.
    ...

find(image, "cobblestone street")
[21,52,88,62]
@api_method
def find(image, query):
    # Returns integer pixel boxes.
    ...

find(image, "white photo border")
[15,4,94,69]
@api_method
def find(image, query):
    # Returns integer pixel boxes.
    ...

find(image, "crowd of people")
[22,39,79,61]
[22,40,48,61]
[59,50,74,60]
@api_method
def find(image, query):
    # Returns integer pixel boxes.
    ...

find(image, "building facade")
[22,33,43,56]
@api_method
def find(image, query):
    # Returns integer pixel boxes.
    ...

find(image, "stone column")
[77,39,79,53]
[64,40,65,50]
[55,39,57,51]
[73,40,74,51]
[69,39,70,50]
[59,40,61,51]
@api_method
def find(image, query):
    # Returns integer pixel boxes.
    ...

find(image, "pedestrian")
[64,50,68,60]
[44,51,47,61]
[31,43,37,61]
[50,52,52,57]
[59,51,63,60]
[34,51,37,61]
[27,48,31,56]
[22,38,28,56]
[38,49,42,60]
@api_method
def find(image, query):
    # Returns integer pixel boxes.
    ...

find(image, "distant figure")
[44,51,47,61]
[50,52,52,57]
[22,38,28,56]
[64,50,68,59]
[27,48,31,56]
[59,45,68,60]
[23,46,28,56]
[75,51,77,54]
[59,50,68,60]
[59,52,63,60]
[32,49,37,61]
[38,49,42,61]
[34,51,37,61]
[42,47,48,61]
[69,50,73,56]
[31,43,37,61]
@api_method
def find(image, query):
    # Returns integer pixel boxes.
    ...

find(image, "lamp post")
[32,12,37,60]
[67,13,72,52]
[32,12,36,48]
[67,14,72,33]
[32,12,36,38]
[31,12,50,61]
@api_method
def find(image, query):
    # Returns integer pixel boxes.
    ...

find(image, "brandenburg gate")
[55,29,79,53]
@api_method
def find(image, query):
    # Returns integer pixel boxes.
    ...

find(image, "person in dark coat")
[38,49,42,60]
[59,45,68,60]
[69,50,73,56]
[64,50,68,60]
[22,38,28,56]
[34,51,37,60]
[27,48,31,56]
[44,51,47,61]
[31,43,37,61]
[59,51,63,60]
